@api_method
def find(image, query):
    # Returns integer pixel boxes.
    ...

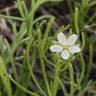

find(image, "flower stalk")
[52,58,61,96]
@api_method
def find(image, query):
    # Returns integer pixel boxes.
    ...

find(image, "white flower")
[50,32,81,60]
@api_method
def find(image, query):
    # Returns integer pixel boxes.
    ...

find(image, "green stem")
[5,40,18,80]
[39,48,51,96]
[0,92,1,96]
[57,78,69,96]
[74,7,80,39]
[52,59,61,96]
[38,18,54,96]
[0,56,12,96]
[9,75,38,96]
[26,41,46,96]
[77,53,85,93]
[79,53,85,83]
[16,0,26,18]
[25,1,46,95]
[0,14,24,21]
[33,15,53,25]
[28,0,35,36]
[69,63,74,96]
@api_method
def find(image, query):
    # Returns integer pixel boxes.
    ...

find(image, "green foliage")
[0,0,96,96]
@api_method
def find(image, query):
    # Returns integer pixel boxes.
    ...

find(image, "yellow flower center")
[63,44,69,49]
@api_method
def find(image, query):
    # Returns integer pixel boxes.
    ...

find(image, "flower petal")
[61,50,70,59]
[50,44,63,52]
[57,32,67,45]
[67,34,77,46]
[68,46,81,53]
